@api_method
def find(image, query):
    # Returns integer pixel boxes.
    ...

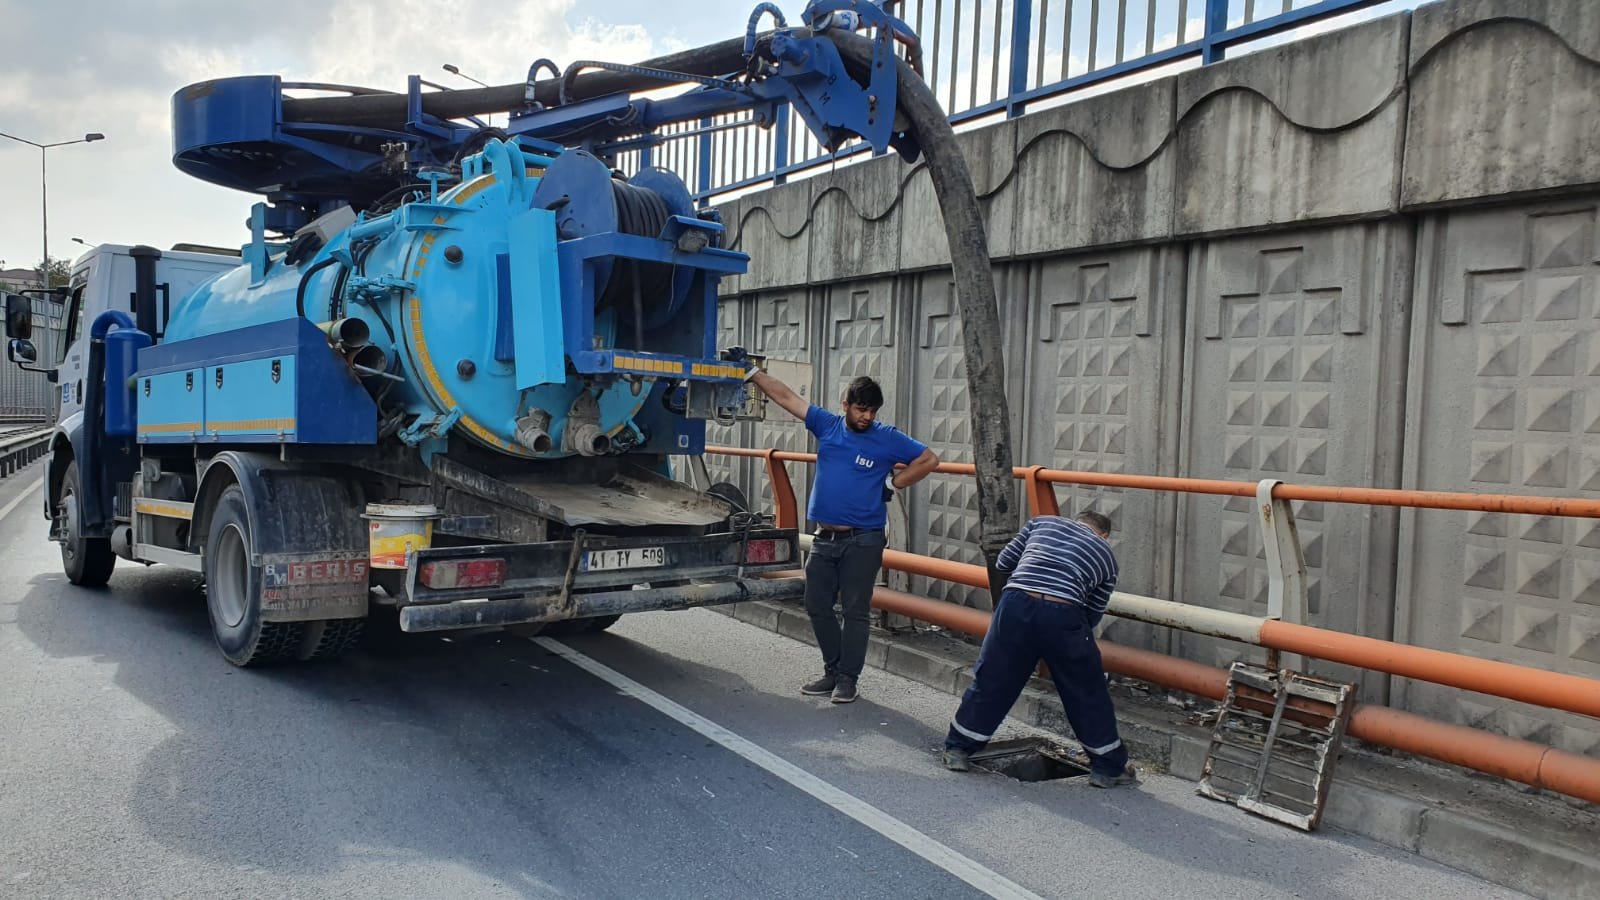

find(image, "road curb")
[712,599,1600,900]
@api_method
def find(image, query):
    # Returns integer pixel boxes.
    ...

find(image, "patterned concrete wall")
[1398,197,1600,754]
[707,0,1600,737]
[1016,247,1186,647]
[1174,223,1413,699]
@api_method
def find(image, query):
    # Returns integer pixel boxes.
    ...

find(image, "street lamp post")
[0,130,105,291]
[443,65,496,128]
[442,64,489,88]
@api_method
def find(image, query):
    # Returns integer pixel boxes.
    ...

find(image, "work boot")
[942,748,971,772]
[1089,764,1139,789]
[830,674,859,704]
[801,673,837,696]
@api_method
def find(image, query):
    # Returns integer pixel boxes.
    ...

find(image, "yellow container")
[363,503,439,569]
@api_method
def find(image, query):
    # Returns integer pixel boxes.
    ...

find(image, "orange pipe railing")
[718,445,1600,802]
[707,446,1600,519]
[875,545,1600,720]
[861,581,1600,804]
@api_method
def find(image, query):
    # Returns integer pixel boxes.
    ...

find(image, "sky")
[0,0,1418,271]
[0,0,756,270]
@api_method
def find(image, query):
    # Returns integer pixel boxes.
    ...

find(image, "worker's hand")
[882,472,898,502]
[721,346,761,382]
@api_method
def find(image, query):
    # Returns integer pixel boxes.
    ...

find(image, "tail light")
[419,558,507,590]
[743,539,792,564]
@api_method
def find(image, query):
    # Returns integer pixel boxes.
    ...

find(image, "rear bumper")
[397,527,802,631]
[398,575,805,632]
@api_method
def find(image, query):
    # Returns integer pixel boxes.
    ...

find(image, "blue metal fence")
[620,0,1390,200]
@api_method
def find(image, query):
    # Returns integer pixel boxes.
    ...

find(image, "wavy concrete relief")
[1402,7,1600,207]
[1173,14,1409,234]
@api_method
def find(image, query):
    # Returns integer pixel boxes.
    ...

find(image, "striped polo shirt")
[996,516,1119,614]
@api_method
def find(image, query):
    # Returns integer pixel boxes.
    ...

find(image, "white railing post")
[1256,479,1307,672]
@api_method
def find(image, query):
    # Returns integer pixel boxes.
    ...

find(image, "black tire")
[59,460,116,587]
[584,614,622,633]
[204,485,303,666]
[298,618,367,661]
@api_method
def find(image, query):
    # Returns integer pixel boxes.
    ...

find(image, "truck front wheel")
[59,461,116,587]
[204,485,303,666]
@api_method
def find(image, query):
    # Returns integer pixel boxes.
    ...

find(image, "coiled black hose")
[602,178,675,343]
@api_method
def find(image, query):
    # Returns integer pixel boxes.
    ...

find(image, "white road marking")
[534,635,1044,900]
[0,477,43,525]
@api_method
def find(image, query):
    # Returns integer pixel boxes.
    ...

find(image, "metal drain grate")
[1198,663,1354,830]
[970,738,1091,782]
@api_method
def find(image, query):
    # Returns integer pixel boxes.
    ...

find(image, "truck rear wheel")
[297,618,366,661]
[59,461,116,587]
[204,485,303,666]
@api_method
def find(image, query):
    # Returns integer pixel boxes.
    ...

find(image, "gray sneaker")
[1089,764,1139,789]
[942,749,971,772]
[830,674,859,704]
[801,674,837,696]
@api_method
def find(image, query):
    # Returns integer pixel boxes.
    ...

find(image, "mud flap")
[195,451,369,623]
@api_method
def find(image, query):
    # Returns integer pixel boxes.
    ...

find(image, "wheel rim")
[60,487,79,564]
[213,523,249,629]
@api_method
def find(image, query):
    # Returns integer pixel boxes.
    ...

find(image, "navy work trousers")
[945,587,1129,776]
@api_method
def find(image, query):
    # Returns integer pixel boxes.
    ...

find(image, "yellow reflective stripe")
[614,355,685,375]
[133,499,194,520]
[209,418,295,432]
[691,363,745,379]
[138,422,201,434]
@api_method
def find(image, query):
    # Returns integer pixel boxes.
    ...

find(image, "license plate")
[582,546,666,572]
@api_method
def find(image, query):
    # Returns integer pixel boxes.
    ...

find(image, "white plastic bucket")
[363,503,439,569]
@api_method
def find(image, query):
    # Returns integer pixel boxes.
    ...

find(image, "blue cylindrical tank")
[161,139,657,459]
[105,327,154,437]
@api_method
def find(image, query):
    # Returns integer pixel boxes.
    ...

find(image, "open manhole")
[969,738,1091,782]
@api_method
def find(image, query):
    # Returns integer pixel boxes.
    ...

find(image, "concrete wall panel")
[750,288,818,518]
[1017,246,1187,646]
[1402,0,1600,208]
[1174,15,1407,234]
[1398,197,1600,754]
[704,295,751,493]
[723,180,814,293]
[1011,79,1176,255]
[899,122,1019,271]
[1175,223,1412,698]
[807,157,902,284]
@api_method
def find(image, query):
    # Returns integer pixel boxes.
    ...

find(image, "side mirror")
[7,338,38,364]
[4,292,33,340]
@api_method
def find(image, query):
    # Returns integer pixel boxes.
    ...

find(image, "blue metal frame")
[135,318,377,445]
[661,0,1388,201]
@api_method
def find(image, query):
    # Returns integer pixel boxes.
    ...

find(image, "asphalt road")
[0,464,1527,899]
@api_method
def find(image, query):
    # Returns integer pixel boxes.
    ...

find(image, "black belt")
[1022,589,1079,607]
[813,527,882,540]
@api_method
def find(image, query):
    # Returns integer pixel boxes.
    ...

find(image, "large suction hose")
[829,31,1019,603]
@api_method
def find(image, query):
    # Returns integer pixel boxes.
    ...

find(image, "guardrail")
[709,444,1600,804]
[625,0,1391,199]
[0,427,51,479]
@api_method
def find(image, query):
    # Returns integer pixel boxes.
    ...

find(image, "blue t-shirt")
[804,405,927,530]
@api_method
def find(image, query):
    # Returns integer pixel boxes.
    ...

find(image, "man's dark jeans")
[803,529,887,679]
[945,587,1129,776]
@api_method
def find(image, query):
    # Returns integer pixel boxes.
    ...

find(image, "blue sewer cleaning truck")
[3,2,939,664]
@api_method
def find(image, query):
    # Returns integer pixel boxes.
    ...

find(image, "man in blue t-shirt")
[747,366,939,703]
